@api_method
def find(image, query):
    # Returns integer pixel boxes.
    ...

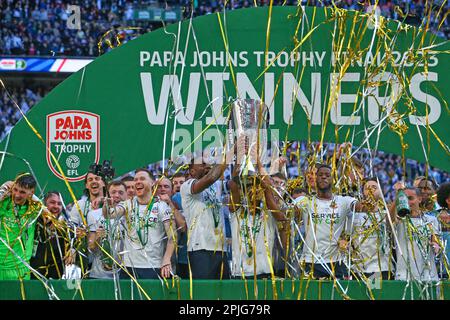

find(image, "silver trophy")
[228,99,270,179]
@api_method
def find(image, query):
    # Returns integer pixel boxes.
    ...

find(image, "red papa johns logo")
[46,111,100,182]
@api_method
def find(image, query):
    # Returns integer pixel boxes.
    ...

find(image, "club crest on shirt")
[330,200,338,209]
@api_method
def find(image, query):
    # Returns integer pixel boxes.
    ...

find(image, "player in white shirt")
[68,170,105,228]
[227,162,286,279]
[103,168,177,279]
[153,176,187,277]
[67,167,106,275]
[347,178,392,280]
[294,164,371,279]
[87,181,127,279]
[180,159,229,279]
[390,186,442,282]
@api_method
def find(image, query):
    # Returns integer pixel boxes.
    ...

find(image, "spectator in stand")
[0,0,448,58]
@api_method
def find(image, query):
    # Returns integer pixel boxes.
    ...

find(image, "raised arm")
[101,199,126,220]
[0,181,13,202]
[191,163,227,194]
[228,180,242,213]
[172,206,186,233]
[258,168,290,251]
[386,201,398,226]
[387,181,408,226]
[159,193,186,232]
[257,161,285,221]
[261,176,287,223]
[228,162,242,213]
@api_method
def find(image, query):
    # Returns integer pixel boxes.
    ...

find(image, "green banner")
[0,280,448,300]
[0,6,448,200]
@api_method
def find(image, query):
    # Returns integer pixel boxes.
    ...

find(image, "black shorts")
[176,263,190,279]
[188,250,230,279]
[119,267,161,279]
[362,271,393,280]
[304,261,349,279]
[231,273,272,280]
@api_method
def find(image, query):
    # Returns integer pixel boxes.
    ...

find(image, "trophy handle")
[227,109,235,171]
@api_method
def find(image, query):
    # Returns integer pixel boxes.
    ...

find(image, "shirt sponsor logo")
[311,212,341,224]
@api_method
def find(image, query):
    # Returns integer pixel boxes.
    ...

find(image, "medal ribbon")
[132,197,156,247]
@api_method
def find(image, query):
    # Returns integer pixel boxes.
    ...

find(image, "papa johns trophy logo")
[46,110,100,182]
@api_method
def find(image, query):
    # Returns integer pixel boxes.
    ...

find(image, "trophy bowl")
[228,98,270,182]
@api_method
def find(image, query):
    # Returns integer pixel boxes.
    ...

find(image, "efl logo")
[0,59,26,71]
[46,111,100,182]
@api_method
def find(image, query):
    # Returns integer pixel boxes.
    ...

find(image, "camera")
[88,160,115,182]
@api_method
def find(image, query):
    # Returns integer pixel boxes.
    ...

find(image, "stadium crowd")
[0,0,449,57]
[0,86,47,138]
